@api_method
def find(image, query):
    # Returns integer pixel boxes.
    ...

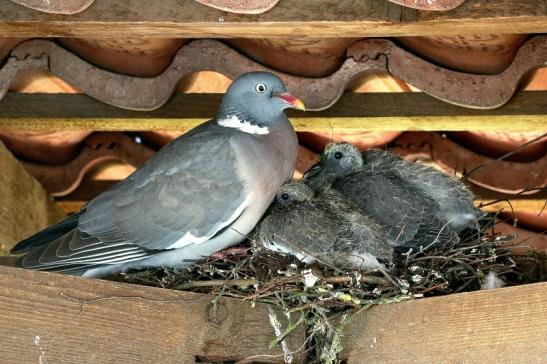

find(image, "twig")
[465,132,547,177]
[174,278,258,290]
[323,275,390,286]
[268,312,306,349]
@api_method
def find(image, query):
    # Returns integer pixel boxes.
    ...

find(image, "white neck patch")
[218,115,269,135]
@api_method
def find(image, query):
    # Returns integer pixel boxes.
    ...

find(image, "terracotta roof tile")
[1,36,545,111]
[8,0,469,14]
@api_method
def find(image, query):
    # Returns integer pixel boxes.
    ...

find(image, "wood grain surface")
[0,92,545,132]
[341,282,547,363]
[0,265,306,363]
[0,0,545,38]
[0,141,65,255]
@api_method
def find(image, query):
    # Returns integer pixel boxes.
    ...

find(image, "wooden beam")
[0,92,546,132]
[341,282,547,363]
[0,141,65,255]
[0,0,545,38]
[0,265,305,363]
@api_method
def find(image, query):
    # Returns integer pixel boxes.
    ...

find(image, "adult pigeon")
[304,142,460,250]
[360,149,486,232]
[257,181,393,271]
[10,72,305,277]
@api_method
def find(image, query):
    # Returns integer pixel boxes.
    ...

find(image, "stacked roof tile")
[8,0,469,14]
[0,4,545,249]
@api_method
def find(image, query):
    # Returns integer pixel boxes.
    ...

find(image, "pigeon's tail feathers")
[14,252,91,276]
[14,228,153,276]
[10,212,83,254]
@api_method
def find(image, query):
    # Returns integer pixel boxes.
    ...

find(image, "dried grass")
[113,221,545,363]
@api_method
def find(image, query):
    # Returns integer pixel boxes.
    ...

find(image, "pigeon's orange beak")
[276,92,305,111]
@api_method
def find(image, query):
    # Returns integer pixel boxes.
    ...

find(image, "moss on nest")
[112,223,546,363]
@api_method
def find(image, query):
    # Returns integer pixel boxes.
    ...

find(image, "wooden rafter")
[0,0,546,38]
[0,92,546,132]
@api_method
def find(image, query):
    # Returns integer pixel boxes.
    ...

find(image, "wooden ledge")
[342,282,547,363]
[0,91,546,132]
[0,0,546,38]
[0,265,306,363]
[0,264,545,362]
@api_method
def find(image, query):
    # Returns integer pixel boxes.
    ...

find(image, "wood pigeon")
[304,142,461,250]
[257,181,394,271]
[10,72,305,277]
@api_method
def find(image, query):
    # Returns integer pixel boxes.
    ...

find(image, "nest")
[111,220,545,363]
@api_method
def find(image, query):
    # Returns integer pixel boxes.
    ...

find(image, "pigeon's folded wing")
[80,129,247,250]
[19,125,248,269]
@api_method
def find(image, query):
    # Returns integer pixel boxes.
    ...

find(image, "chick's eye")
[281,193,290,200]
[334,152,343,159]
[255,83,266,93]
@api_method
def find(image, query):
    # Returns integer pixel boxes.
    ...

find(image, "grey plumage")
[11,72,304,277]
[304,143,461,250]
[361,149,485,232]
[257,181,394,271]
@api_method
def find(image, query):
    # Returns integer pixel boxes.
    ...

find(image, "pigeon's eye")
[281,193,290,200]
[255,83,266,93]
[334,152,343,159]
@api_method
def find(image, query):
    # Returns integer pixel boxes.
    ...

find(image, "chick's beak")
[275,92,305,111]
[302,161,324,179]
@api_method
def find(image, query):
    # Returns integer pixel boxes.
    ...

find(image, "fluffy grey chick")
[304,143,460,250]
[257,181,394,271]
[362,149,485,232]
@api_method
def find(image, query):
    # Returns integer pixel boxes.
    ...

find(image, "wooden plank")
[0,91,546,132]
[0,0,545,38]
[342,282,547,363]
[0,265,306,363]
[0,141,65,255]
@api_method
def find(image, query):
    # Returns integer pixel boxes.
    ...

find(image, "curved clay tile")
[22,133,155,196]
[226,38,358,77]
[9,69,78,93]
[525,68,547,90]
[0,131,91,164]
[294,146,319,179]
[388,0,466,10]
[397,35,528,75]
[448,132,547,162]
[194,0,279,14]
[8,0,94,14]
[0,38,27,62]
[390,132,547,195]
[298,131,402,154]
[58,39,187,77]
[195,0,466,13]
[348,36,547,109]
[509,211,547,233]
[1,36,546,110]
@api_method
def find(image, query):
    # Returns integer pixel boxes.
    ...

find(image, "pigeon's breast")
[227,127,298,236]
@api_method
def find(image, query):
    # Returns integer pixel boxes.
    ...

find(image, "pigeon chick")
[304,142,460,250]
[11,72,305,277]
[361,149,485,232]
[257,181,393,271]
